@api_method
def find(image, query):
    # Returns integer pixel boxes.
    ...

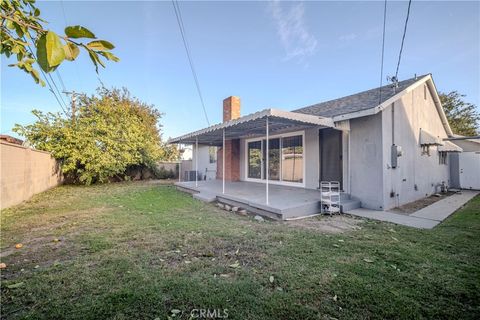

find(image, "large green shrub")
[14,87,179,184]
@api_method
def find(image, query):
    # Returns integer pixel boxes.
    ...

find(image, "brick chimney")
[223,96,241,122]
[217,96,241,181]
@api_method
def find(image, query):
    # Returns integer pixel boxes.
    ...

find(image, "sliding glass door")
[247,141,262,179]
[246,134,303,184]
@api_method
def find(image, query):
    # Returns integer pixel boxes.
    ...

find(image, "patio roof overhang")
[438,141,463,152]
[168,108,335,145]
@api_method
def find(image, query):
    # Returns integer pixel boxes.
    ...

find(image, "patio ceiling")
[168,108,335,145]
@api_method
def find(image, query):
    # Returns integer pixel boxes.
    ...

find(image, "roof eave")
[331,75,454,137]
[331,75,431,122]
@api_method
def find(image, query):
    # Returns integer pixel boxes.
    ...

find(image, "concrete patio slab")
[346,208,439,229]
[175,180,361,219]
[410,190,479,221]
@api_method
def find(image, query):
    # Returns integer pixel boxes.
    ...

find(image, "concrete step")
[193,192,217,203]
[217,196,283,220]
[341,199,361,212]
[281,201,322,219]
[340,192,351,201]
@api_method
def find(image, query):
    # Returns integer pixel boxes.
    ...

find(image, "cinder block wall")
[1,141,63,209]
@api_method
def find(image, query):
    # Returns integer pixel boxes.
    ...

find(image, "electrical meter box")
[391,144,403,168]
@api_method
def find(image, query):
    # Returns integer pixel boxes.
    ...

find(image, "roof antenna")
[387,75,399,93]
[414,73,417,80]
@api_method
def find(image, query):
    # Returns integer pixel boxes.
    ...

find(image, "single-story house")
[169,74,466,220]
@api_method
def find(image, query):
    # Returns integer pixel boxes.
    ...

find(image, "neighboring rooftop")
[0,135,24,145]
[293,74,429,118]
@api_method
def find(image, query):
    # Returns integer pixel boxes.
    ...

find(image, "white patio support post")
[178,141,182,183]
[266,116,269,205]
[222,129,225,194]
[195,137,198,187]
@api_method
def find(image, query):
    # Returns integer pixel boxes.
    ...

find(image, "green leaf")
[65,25,96,39]
[36,34,49,72]
[6,19,15,30]
[88,51,106,73]
[15,23,25,38]
[86,40,115,51]
[36,31,65,72]
[7,282,24,289]
[98,51,120,62]
[24,61,32,72]
[64,42,80,61]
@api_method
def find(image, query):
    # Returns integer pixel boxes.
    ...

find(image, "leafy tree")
[1,0,118,86]
[440,91,480,136]
[14,87,179,184]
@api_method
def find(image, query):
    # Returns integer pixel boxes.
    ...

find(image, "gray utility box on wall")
[391,144,403,169]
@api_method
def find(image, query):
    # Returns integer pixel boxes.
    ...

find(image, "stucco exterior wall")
[381,84,450,210]
[192,145,217,180]
[1,141,63,209]
[349,113,384,209]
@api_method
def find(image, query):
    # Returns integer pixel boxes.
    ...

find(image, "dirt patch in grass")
[143,179,176,185]
[285,214,363,233]
[389,191,456,214]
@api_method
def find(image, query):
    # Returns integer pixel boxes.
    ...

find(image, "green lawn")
[1,182,479,319]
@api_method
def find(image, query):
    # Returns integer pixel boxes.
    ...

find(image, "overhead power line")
[378,0,388,105]
[56,71,67,92]
[24,44,69,116]
[56,0,75,99]
[171,0,210,125]
[47,72,69,111]
[395,0,413,79]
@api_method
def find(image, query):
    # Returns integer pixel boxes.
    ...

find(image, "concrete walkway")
[346,190,479,229]
[410,191,479,221]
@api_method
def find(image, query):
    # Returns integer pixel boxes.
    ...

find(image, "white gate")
[459,152,480,190]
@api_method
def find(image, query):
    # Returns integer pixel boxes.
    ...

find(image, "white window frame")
[244,130,306,187]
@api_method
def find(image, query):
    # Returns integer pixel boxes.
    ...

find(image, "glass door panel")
[247,141,262,179]
[282,135,303,183]
[268,138,280,180]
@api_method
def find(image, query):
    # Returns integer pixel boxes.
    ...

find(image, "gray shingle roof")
[292,74,429,118]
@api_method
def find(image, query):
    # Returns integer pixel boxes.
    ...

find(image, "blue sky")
[2,0,479,140]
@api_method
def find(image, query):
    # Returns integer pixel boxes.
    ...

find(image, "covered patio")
[169,108,360,219]
[170,109,333,195]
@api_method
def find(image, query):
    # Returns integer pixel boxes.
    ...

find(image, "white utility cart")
[320,181,341,214]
